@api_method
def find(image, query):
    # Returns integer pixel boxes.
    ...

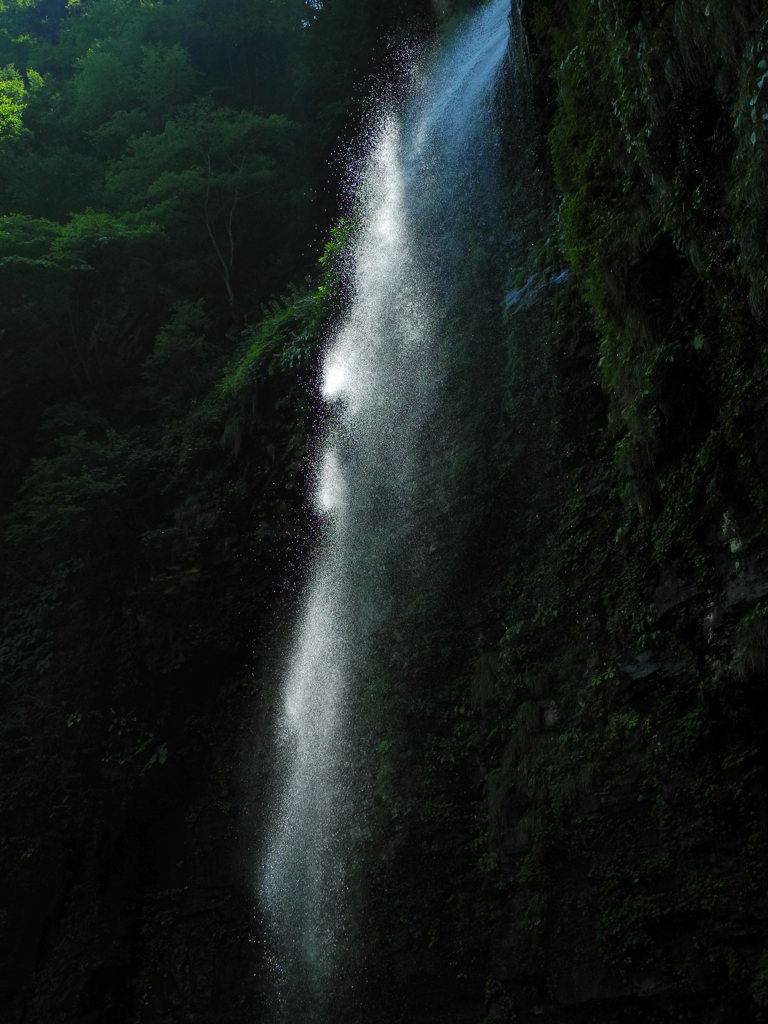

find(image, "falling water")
[260,1,517,1018]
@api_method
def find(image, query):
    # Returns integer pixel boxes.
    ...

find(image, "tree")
[108,101,305,308]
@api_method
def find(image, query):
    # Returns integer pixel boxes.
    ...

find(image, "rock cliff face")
[465,1,768,1019]
[2,358,313,1022]
[343,1,768,1020]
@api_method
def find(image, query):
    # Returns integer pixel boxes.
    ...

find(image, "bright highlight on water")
[260,1,514,1018]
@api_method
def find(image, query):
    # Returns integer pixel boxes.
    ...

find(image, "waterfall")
[259,1,518,1018]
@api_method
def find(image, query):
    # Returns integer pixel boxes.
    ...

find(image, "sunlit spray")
[259,2,514,1018]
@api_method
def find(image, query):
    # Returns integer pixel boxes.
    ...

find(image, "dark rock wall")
[338,2,768,1020]
[1,362,312,1022]
[471,1,768,1019]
